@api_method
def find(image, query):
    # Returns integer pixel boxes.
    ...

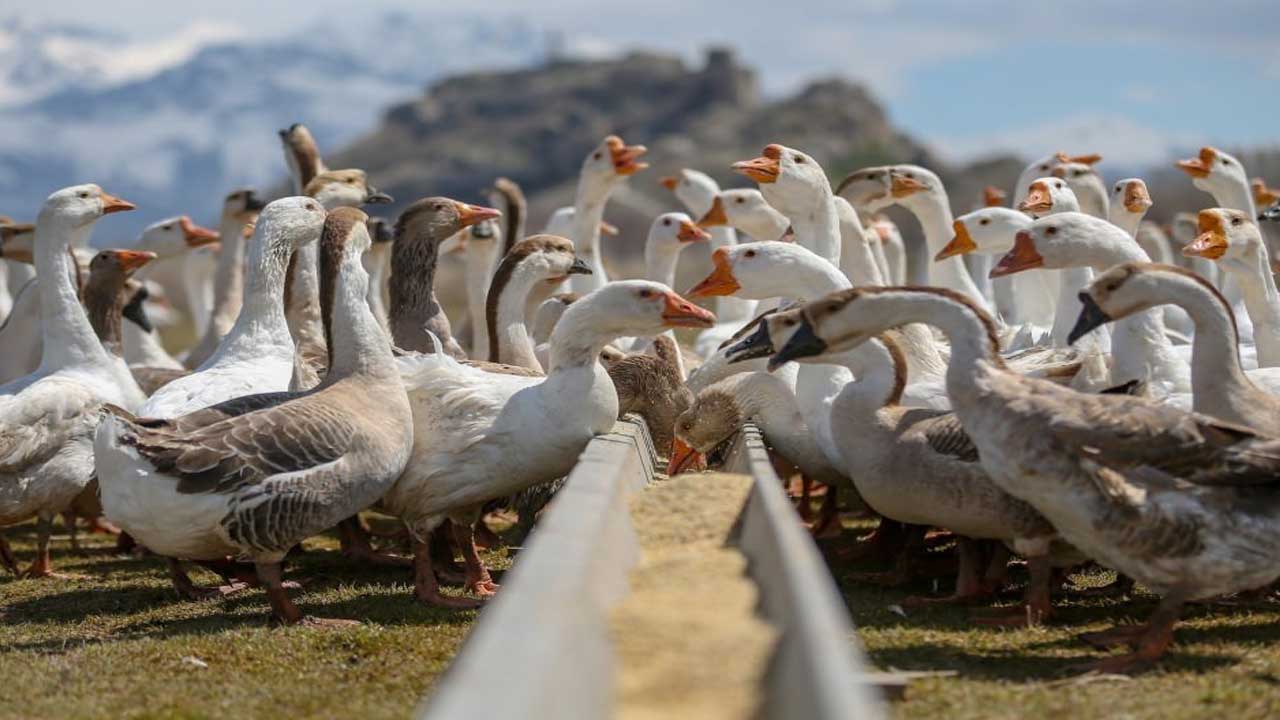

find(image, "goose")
[632,212,710,368]
[486,235,593,371]
[96,207,412,625]
[1073,262,1280,434]
[1013,151,1102,207]
[279,124,329,378]
[723,315,1058,607]
[837,164,989,307]
[0,216,20,322]
[363,216,394,333]
[991,213,1192,394]
[732,144,840,267]
[384,280,714,607]
[771,284,1280,671]
[389,198,498,359]
[0,184,143,578]
[441,218,501,359]
[609,334,693,455]
[663,170,761,358]
[184,190,266,369]
[1176,147,1257,330]
[564,135,648,292]
[1108,180,1156,251]
[1182,208,1280,369]
[531,292,579,347]
[0,219,88,384]
[84,250,156,361]
[698,188,789,242]
[1171,211,1223,286]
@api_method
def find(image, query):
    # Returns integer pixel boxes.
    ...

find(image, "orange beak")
[454,201,501,228]
[678,219,711,243]
[698,196,728,227]
[100,191,136,215]
[990,231,1044,278]
[1252,179,1280,208]
[936,220,978,261]
[659,175,679,191]
[732,145,782,184]
[113,249,158,273]
[662,291,716,328]
[606,135,648,176]
[890,173,927,198]
[1055,152,1102,166]
[1183,212,1228,260]
[1019,182,1053,214]
[599,221,619,237]
[687,247,741,297]
[1123,182,1153,213]
[1176,147,1216,179]
[667,437,706,476]
[180,216,220,247]
[983,186,1006,208]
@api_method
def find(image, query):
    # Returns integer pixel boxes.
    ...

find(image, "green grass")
[823,520,1280,720]
[0,516,510,720]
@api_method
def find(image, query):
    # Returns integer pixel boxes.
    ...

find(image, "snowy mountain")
[0,13,546,238]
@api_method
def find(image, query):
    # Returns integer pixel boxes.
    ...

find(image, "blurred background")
[3,0,1279,300]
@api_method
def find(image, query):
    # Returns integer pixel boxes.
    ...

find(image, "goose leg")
[257,561,357,627]
[62,512,81,554]
[980,542,1012,594]
[1067,594,1183,674]
[115,531,138,555]
[904,538,991,606]
[167,558,251,600]
[21,514,82,579]
[970,553,1053,626]
[337,516,411,567]
[810,486,842,539]
[452,521,498,597]
[412,538,483,609]
[0,535,17,575]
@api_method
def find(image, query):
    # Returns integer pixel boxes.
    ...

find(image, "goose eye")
[1231,217,1243,226]
[794,156,805,164]
[662,218,671,226]
[79,192,89,198]
[735,197,744,204]
[1046,227,1058,236]
[346,178,356,184]
[904,172,914,178]
[163,224,173,231]
[979,218,990,226]
[783,318,796,326]
[1039,164,1049,171]
[1056,182,1064,189]
[1222,159,1230,165]
[593,151,602,160]
[305,202,317,211]
[744,249,756,258]
[638,289,653,299]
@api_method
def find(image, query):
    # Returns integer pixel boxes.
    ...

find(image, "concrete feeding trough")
[420,417,883,720]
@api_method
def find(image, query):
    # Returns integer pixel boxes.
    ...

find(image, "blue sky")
[17,0,1280,165]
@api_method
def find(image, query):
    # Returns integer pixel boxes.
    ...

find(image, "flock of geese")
[3,120,1280,674]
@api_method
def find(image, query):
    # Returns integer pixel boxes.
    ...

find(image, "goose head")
[660,168,719,216]
[39,184,135,229]
[254,196,328,254]
[1110,178,1152,218]
[0,221,35,263]
[733,144,829,216]
[134,215,220,259]
[835,165,935,213]
[991,212,1131,277]
[1015,151,1101,199]
[367,217,394,245]
[498,234,592,289]
[1018,177,1080,217]
[279,122,326,191]
[937,207,1032,260]
[1049,162,1109,217]
[648,212,710,254]
[394,197,501,248]
[669,384,741,474]
[1181,208,1264,271]
[304,170,393,210]
[88,248,156,289]
[532,291,580,344]
[983,186,1007,208]
[580,135,648,196]
[575,280,715,339]
[686,241,836,300]
[222,188,266,222]
[1176,146,1250,204]
[1252,178,1279,213]
[699,188,789,241]
[1069,262,1224,345]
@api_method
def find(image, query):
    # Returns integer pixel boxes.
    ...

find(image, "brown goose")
[96,207,414,625]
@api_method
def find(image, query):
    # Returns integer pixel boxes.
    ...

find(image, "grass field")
[0,517,509,720]
[823,521,1280,720]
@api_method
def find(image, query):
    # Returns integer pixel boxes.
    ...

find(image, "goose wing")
[0,377,100,473]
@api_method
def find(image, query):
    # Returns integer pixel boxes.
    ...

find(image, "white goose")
[384,280,714,607]
[96,207,413,625]
[732,144,840,267]
[184,190,266,369]
[439,219,502,359]
[699,187,789,242]
[0,221,42,383]
[564,135,648,292]
[0,184,143,577]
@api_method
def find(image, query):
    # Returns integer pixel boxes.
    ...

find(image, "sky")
[14,0,1280,166]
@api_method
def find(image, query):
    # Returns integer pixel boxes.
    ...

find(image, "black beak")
[1261,203,1280,222]
[369,219,393,243]
[244,190,266,212]
[568,257,593,275]
[768,319,827,371]
[1067,292,1113,345]
[365,188,394,205]
[122,286,153,333]
[724,320,774,363]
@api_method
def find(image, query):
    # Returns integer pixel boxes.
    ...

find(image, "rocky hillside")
[331,48,1022,286]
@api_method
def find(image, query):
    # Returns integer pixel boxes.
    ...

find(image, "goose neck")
[570,183,611,290]
[34,217,108,370]
[388,228,446,351]
[207,213,249,335]
[324,257,396,382]
[210,233,295,367]
[788,196,841,268]
[487,260,544,371]
[1166,276,1255,405]
[1222,244,1280,365]
[907,194,986,304]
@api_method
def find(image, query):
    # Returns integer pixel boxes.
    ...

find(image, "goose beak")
[724,320,774,363]
[983,186,1007,208]
[732,145,782,184]
[890,173,927,198]
[990,231,1044,278]
[659,175,679,191]
[936,220,977,261]
[678,219,711,243]
[1123,182,1153,213]
[1176,147,1216,179]
[113,249,158,273]
[100,191,136,215]
[1183,230,1228,259]
[661,292,716,328]
[667,438,705,476]
[698,196,728,228]
[1252,179,1280,209]
[244,190,267,213]
[1068,293,1113,345]
[607,136,648,176]
[687,247,741,297]
[768,319,826,371]
[1057,152,1102,166]
[454,202,501,228]
[568,257,593,275]
[180,216,220,247]
[365,187,394,205]
[122,287,153,332]
[599,221,619,237]
[1018,184,1053,214]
